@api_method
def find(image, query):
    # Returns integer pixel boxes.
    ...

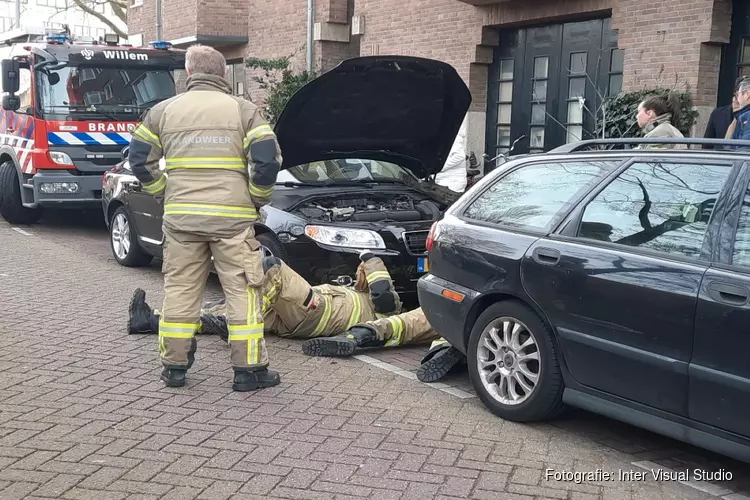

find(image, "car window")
[463,161,611,231]
[731,185,750,267]
[285,159,417,183]
[578,161,731,259]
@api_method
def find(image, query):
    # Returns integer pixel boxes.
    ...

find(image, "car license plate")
[417,257,429,273]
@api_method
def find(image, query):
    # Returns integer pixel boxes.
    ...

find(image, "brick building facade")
[128,0,750,160]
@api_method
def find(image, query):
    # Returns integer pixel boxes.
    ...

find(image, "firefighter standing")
[128,44,283,391]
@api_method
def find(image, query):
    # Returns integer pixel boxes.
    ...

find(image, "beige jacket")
[639,114,685,149]
[128,73,282,237]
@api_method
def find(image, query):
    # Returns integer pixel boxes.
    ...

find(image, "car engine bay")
[295,193,445,223]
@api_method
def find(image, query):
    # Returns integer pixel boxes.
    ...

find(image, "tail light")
[426,221,439,253]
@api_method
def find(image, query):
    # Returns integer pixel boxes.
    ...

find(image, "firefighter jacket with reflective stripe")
[128,73,282,237]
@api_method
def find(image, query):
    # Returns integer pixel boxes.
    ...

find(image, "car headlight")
[305,225,385,249]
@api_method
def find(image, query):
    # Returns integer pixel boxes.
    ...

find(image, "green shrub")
[596,88,699,139]
[244,55,318,125]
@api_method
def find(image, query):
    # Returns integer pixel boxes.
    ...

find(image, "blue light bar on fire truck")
[46,33,69,44]
[148,40,172,50]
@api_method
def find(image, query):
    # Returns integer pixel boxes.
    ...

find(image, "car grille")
[402,230,429,256]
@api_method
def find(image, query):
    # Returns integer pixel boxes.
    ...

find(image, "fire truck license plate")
[417,257,429,273]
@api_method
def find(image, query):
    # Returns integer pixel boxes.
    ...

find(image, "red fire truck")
[0,26,185,224]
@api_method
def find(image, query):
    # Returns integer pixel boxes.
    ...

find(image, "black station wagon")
[418,137,750,463]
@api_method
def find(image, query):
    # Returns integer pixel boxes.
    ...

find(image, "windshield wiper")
[44,105,116,120]
[276,180,373,189]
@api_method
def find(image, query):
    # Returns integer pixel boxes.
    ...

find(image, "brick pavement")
[1,219,750,500]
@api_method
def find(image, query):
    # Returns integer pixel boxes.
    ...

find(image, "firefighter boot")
[128,288,159,334]
[200,314,229,343]
[301,325,385,357]
[161,367,187,387]
[416,345,465,383]
[233,369,281,392]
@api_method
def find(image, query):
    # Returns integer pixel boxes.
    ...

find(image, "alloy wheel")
[111,213,131,260]
[477,316,541,405]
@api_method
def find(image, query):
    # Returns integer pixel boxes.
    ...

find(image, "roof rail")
[549,137,750,153]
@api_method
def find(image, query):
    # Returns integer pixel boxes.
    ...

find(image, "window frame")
[457,157,623,236]
[713,161,750,270]
[552,156,740,266]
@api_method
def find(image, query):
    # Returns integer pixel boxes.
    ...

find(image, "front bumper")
[26,170,104,208]
[417,274,481,354]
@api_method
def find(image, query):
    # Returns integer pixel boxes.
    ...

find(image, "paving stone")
[1,220,749,500]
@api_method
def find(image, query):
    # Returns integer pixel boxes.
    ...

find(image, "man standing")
[128,44,282,391]
[703,76,744,148]
[728,77,750,144]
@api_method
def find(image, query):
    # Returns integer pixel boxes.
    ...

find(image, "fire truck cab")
[0,25,185,224]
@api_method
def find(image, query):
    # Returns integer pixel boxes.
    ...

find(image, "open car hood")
[274,56,472,180]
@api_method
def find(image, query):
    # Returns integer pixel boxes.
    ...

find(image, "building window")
[740,38,750,78]
[529,56,549,154]
[37,0,67,7]
[494,59,513,164]
[565,52,587,144]
[73,25,106,40]
[226,60,245,97]
[608,48,624,97]
[0,17,13,32]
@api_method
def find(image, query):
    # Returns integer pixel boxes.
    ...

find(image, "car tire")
[256,231,288,261]
[467,300,565,422]
[110,205,153,267]
[0,161,42,225]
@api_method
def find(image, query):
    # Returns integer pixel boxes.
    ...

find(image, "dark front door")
[487,18,622,163]
[717,0,750,107]
[690,162,750,438]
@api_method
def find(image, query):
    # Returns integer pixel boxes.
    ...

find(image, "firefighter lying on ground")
[128,250,466,382]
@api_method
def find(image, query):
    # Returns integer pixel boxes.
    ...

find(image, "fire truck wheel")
[0,161,42,225]
[110,206,153,267]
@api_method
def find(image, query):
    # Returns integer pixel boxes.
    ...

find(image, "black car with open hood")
[102,55,472,307]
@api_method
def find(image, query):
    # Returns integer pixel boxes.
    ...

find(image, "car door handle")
[532,247,561,265]
[707,281,750,306]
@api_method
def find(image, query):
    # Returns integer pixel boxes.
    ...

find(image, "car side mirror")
[121,146,129,160]
[1,59,20,94]
[2,95,20,111]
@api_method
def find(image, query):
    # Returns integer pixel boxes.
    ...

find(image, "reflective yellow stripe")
[310,294,332,337]
[384,316,404,347]
[430,338,449,350]
[344,289,362,330]
[142,175,166,194]
[159,320,198,339]
[243,124,274,148]
[249,183,274,197]
[134,125,161,148]
[243,287,264,365]
[366,271,391,283]
[165,157,246,171]
[164,203,258,219]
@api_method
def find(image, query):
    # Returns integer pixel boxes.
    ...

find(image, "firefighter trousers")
[262,255,402,337]
[356,307,442,347]
[159,225,267,372]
